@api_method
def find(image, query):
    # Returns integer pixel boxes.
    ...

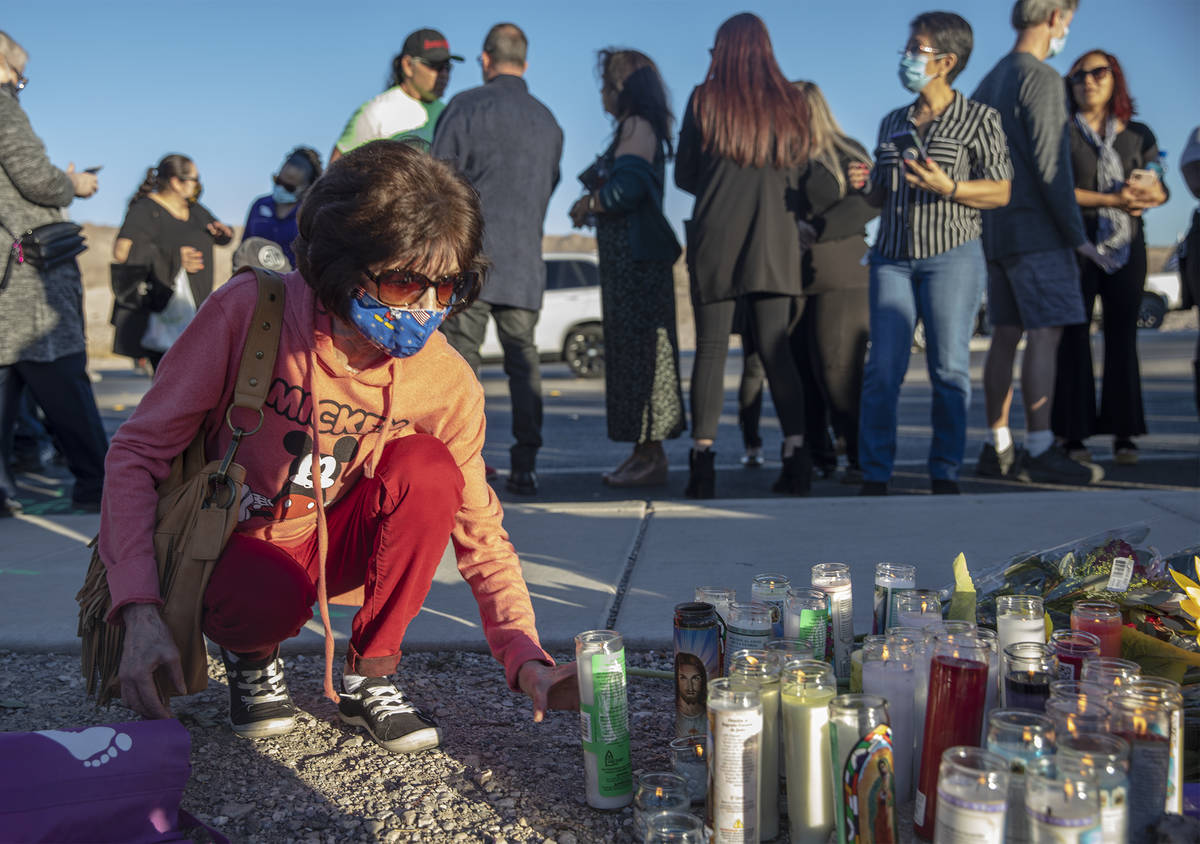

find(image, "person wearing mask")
[241,147,323,267]
[331,28,462,162]
[854,12,1013,496]
[792,81,878,485]
[972,0,1111,485]
[433,23,563,496]
[1051,50,1167,466]
[568,49,685,487]
[101,141,577,750]
[0,30,109,516]
[111,154,234,369]
[675,12,812,498]
[1180,127,1200,418]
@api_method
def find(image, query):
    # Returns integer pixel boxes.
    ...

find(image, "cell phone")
[84,165,103,174]
[888,130,928,163]
[1127,168,1157,188]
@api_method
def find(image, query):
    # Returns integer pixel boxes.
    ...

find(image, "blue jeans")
[858,239,985,482]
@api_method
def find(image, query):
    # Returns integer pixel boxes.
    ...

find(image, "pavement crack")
[604,501,654,630]
[1140,494,1200,525]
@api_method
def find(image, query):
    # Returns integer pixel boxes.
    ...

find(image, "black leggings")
[691,294,806,442]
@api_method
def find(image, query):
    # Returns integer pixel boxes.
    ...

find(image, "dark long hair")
[1066,50,1136,124]
[129,153,192,211]
[692,13,809,168]
[597,48,674,158]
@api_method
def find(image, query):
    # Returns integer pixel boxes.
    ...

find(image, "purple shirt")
[242,195,298,264]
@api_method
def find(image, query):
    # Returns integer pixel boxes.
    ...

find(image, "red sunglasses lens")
[377,273,459,305]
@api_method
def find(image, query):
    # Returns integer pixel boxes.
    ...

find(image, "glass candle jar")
[1125,676,1184,815]
[996,595,1046,657]
[752,573,790,638]
[780,660,837,844]
[935,746,1010,844]
[695,586,736,624]
[1002,642,1057,712]
[668,736,707,806]
[725,601,772,655]
[575,629,633,809]
[1079,656,1140,694]
[1110,693,1171,839]
[643,810,706,844]
[1057,734,1130,844]
[862,636,916,804]
[633,772,689,841]
[706,676,762,843]
[985,710,1056,844]
[893,589,942,631]
[851,634,886,693]
[975,628,1001,738]
[727,650,782,841]
[811,563,854,681]
[1069,601,1122,658]
[764,637,814,668]
[674,602,721,737]
[873,562,917,634]
[1024,765,1102,842]
[889,626,935,801]
[783,587,829,659]
[1045,696,1110,739]
[1048,680,1107,703]
[1049,629,1101,681]
[828,694,894,844]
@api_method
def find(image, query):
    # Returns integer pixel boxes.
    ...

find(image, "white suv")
[479,253,604,378]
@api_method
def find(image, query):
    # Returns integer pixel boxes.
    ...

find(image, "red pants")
[201,434,464,676]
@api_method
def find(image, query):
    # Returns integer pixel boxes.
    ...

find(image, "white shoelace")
[361,682,419,718]
[235,659,290,705]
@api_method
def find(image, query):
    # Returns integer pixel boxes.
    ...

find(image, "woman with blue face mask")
[852,11,1013,495]
[240,147,323,267]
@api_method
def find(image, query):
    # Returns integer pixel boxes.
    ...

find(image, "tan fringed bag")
[77,268,285,705]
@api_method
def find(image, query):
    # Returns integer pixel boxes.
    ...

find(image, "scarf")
[1074,113,1132,270]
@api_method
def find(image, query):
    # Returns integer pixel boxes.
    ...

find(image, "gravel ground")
[0,648,689,844]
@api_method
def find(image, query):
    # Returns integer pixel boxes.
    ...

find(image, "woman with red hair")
[675,12,812,498]
[1052,50,1167,465]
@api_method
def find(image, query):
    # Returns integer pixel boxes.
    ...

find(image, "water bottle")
[1147,150,1168,181]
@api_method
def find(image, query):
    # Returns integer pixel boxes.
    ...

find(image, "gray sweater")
[972,51,1087,260]
[0,87,86,366]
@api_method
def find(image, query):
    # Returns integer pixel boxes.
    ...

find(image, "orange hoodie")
[99,270,552,693]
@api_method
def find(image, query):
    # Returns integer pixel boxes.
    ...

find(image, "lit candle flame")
[695,744,704,760]
[655,787,664,799]
[1133,715,1147,736]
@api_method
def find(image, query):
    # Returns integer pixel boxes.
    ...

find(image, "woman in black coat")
[675,12,812,497]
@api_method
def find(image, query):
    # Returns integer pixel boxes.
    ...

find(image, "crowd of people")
[0,1,1197,753]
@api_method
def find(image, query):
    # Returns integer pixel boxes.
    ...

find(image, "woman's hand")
[207,220,234,241]
[517,659,579,722]
[903,157,956,198]
[569,196,593,229]
[118,603,184,719]
[66,163,99,198]
[180,245,204,274]
[797,220,818,251]
[847,162,871,191]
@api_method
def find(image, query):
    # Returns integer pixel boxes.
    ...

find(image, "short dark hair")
[483,23,527,66]
[910,11,973,84]
[293,141,485,319]
[283,146,322,185]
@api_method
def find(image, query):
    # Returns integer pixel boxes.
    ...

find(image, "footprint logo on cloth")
[37,727,133,768]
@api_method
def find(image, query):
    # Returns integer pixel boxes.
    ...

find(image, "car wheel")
[563,323,604,379]
[1136,292,1167,330]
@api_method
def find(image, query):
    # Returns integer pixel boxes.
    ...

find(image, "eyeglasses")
[901,45,945,59]
[362,267,478,307]
[413,57,451,74]
[4,57,26,91]
[1068,66,1111,86]
[177,175,199,183]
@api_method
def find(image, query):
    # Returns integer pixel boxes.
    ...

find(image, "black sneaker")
[1016,445,1104,485]
[975,443,1017,477]
[338,677,441,753]
[220,648,298,739]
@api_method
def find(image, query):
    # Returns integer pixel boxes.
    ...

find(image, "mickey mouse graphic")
[270,430,359,521]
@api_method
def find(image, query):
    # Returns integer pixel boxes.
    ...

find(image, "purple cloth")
[242,195,298,264]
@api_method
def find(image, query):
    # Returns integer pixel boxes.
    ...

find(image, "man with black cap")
[433,23,563,496]
[330,27,462,162]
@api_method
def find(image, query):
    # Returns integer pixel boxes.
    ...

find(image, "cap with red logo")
[402,28,464,63]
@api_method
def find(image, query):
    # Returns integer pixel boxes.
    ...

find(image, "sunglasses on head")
[362,267,477,308]
[1069,66,1111,86]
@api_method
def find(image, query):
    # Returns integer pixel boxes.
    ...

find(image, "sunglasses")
[413,57,451,73]
[1069,66,1111,86]
[362,267,478,307]
[273,176,303,193]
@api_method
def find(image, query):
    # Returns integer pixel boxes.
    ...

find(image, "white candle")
[575,630,633,809]
[873,562,917,635]
[707,677,762,844]
[863,657,916,803]
[996,595,1046,658]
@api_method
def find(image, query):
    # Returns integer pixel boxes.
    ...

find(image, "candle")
[1024,766,1102,842]
[828,694,895,844]
[574,630,633,809]
[751,573,790,638]
[914,634,990,840]
[976,628,1000,740]
[695,586,736,624]
[706,677,762,844]
[1001,642,1056,712]
[873,562,917,635]
[1057,734,1130,844]
[783,587,829,659]
[996,595,1046,658]
[669,736,708,806]
[725,601,771,655]
[934,747,1009,843]
[1045,696,1111,739]
[727,651,781,841]
[985,709,1055,843]
[1110,694,1171,841]
[1070,601,1123,658]
[811,563,854,682]
[1049,629,1101,680]
[851,635,886,694]
[892,589,942,632]
[675,602,721,737]
[643,811,706,844]
[633,772,689,840]
[1126,677,1184,815]
[780,660,836,844]
[862,636,917,803]
[1079,656,1140,695]
[887,626,934,799]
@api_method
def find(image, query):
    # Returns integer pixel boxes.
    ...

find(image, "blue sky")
[13,0,1199,247]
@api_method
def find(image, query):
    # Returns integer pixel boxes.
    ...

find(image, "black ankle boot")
[772,445,812,495]
[685,448,716,499]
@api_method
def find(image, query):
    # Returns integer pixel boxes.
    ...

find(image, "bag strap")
[230,266,286,415]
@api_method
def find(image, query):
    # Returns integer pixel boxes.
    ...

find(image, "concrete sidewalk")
[4,489,1197,656]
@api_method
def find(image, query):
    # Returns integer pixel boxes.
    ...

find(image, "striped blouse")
[872,91,1013,260]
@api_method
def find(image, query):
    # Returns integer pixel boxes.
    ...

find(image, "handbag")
[77,267,285,706]
[0,718,228,843]
[0,218,87,291]
[141,267,198,353]
[111,263,175,313]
